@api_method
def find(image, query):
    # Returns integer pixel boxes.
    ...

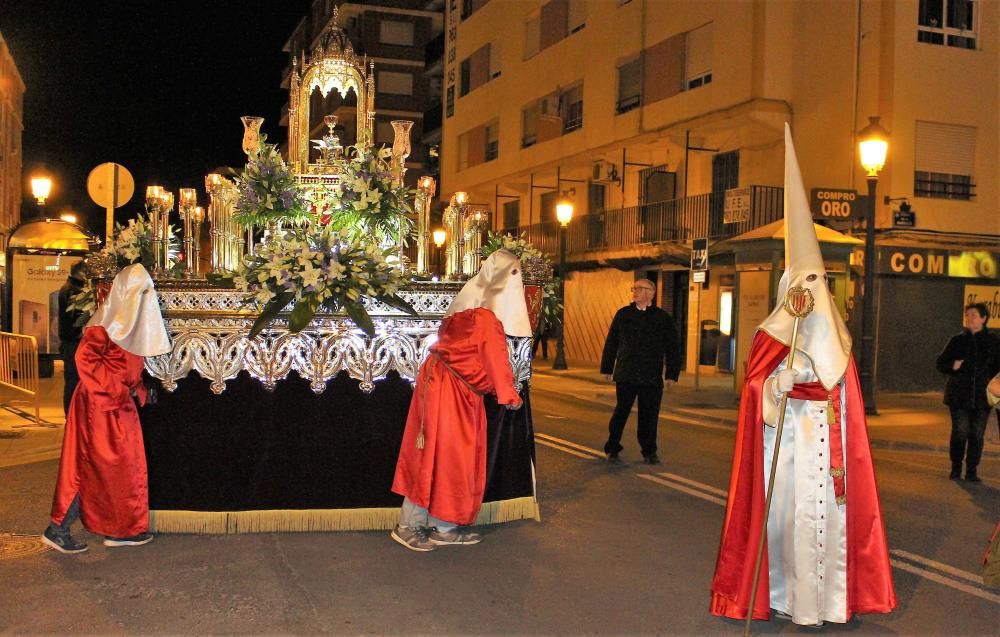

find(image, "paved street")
[1,366,998,635]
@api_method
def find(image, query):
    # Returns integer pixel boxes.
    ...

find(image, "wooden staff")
[744,285,815,637]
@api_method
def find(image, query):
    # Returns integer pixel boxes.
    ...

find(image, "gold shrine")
[287,18,375,175]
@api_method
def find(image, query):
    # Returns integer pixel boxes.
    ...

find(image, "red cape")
[710,331,896,620]
[392,308,521,525]
[51,326,150,538]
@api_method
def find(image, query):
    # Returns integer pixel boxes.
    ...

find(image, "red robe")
[392,308,522,525]
[710,331,895,620]
[51,326,150,538]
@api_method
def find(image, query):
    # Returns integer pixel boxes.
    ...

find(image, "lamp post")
[552,196,574,370]
[31,175,53,217]
[857,115,889,415]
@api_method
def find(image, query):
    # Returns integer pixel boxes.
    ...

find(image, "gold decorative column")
[446,192,469,280]
[415,176,436,275]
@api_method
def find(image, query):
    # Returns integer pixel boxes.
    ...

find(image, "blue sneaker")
[103,532,154,547]
[42,526,88,554]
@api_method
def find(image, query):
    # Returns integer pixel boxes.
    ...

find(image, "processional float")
[111,17,544,534]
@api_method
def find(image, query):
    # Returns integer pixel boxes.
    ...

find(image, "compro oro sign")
[810,188,859,221]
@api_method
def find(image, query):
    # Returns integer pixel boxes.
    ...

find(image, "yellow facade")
[0,31,25,248]
[441,0,998,377]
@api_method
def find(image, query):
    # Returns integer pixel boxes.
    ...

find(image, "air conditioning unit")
[591,160,620,182]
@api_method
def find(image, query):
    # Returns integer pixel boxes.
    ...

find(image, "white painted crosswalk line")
[657,472,729,498]
[889,560,1000,605]
[637,474,728,507]
[535,432,604,458]
[535,438,597,460]
[890,550,986,585]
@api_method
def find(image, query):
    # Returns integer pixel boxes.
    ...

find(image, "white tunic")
[762,355,848,625]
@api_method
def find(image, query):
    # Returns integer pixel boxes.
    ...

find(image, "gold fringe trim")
[150,497,540,534]
[473,496,541,525]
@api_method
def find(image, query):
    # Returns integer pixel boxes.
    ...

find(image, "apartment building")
[281,0,444,186]
[0,31,25,251]
[440,0,998,393]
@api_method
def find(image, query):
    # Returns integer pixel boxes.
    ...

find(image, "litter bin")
[699,320,720,366]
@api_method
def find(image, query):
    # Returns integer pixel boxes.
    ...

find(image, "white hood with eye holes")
[757,124,852,391]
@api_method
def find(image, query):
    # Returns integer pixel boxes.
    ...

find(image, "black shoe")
[606,452,621,464]
[950,469,961,480]
[42,526,88,554]
[103,532,154,547]
[965,472,982,483]
[643,454,661,465]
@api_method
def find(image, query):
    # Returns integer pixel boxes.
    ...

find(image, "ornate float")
[120,18,546,534]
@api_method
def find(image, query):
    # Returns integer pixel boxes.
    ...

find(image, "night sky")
[2,0,312,237]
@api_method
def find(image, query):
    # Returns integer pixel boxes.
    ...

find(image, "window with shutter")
[562,83,583,133]
[685,23,713,90]
[568,0,586,34]
[378,71,414,96]
[617,57,642,114]
[914,121,976,200]
[485,120,499,161]
[524,12,541,60]
[379,20,415,46]
[503,200,520,230]
[522,103,539,147]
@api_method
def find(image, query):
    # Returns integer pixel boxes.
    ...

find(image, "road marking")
[890,549,984,585]
[657,472,729,498]
[661,412,733,432]
[535,433,604,458]
[536,429,998,605]
[535,438,597,460]
[637,474,728,507]
[889,559,1000,604]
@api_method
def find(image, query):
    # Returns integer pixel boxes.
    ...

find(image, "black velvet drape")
[140,371,535,511]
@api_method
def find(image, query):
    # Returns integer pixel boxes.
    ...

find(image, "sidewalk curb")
[531,371,999,458]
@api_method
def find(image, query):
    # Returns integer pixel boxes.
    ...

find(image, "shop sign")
[964,285,1000,321]
[811,188,860,220]
[723,187,751,223]
[878,247,999,280]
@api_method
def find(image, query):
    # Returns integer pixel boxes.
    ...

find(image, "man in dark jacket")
[58,261,87,415]
[600,278,681,465]
[936,302,1000,482]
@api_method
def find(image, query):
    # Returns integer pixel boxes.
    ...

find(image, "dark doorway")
[587,182,606,248]
[710,151,739,237]
[639,166,678,242]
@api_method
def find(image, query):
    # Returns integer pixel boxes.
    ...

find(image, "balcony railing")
[497,185,783,259]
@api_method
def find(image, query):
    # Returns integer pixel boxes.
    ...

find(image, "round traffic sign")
[87,162,134,209]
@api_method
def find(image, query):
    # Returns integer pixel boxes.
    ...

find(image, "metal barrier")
[0,332,41,425]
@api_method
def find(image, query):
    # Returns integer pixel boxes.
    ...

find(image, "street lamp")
[31,175,53,215]
[552,196,574,370]
[858,115,889,415]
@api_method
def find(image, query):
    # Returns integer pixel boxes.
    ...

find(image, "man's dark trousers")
[949,406,990,474]
[605,381,662,457]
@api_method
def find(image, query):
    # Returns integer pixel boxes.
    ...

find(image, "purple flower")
[279,190,295,209]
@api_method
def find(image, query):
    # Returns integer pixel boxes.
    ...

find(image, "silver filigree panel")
[146,286,533,395]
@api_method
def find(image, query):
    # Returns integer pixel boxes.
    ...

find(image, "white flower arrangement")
[235,225,416,337]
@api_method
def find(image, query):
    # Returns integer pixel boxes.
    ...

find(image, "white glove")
[774,369,801,393]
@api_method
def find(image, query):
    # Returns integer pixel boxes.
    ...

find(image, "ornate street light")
[31,175,53,209]
[858,115,889,415]
[552,196,574,370]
